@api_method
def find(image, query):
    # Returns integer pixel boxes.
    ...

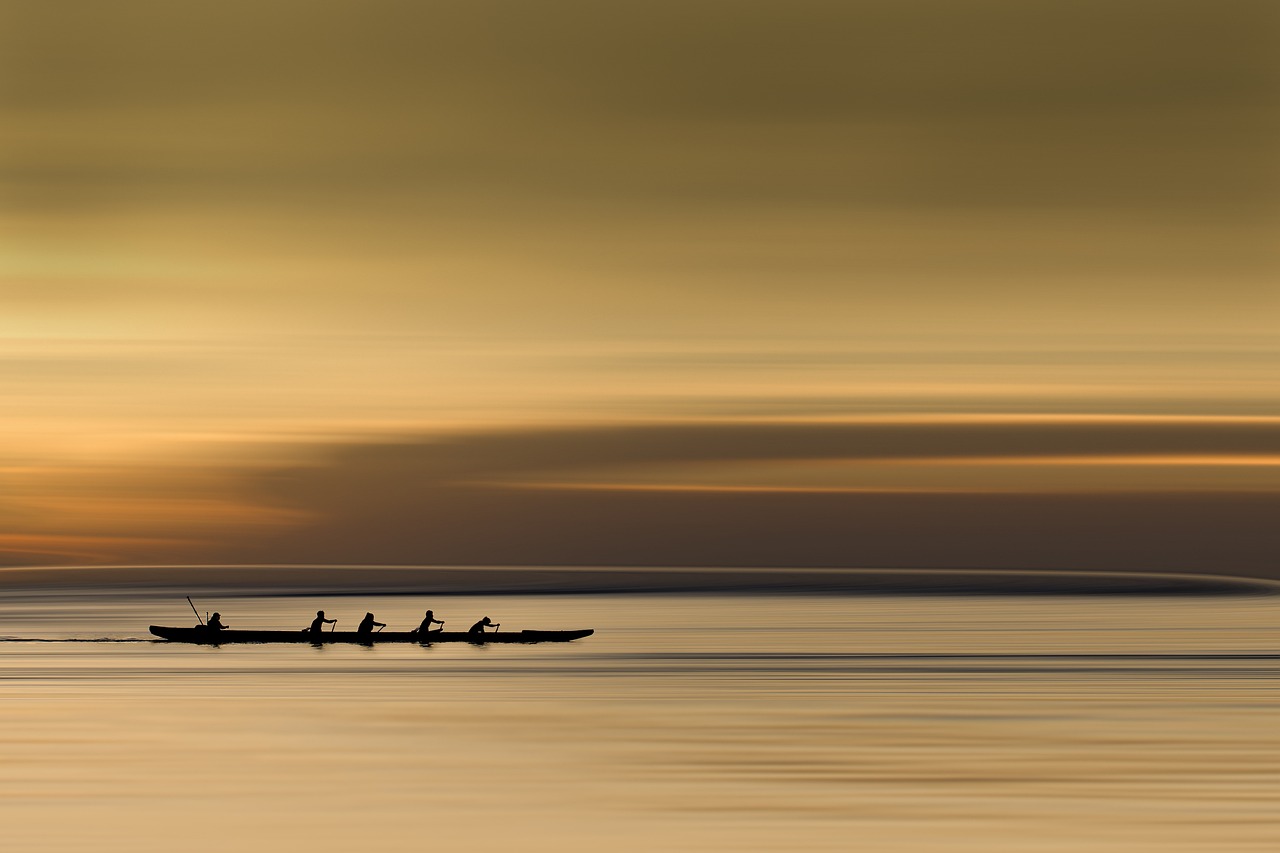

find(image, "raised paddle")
[187,597,204,626]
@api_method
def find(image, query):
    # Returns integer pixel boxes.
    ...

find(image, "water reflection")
[0,591,1276,851]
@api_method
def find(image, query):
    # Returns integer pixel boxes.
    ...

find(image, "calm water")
[1,586,1277,852]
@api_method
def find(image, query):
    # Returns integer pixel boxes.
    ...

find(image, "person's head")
[316,610,324,617]
[482,616,491,624]
[424,610,433,616]
[212,612,220,620]
[365,612,373,619]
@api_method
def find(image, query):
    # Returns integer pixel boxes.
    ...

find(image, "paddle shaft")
[187,597,204,626]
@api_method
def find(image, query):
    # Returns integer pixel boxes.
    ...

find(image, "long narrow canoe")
[150,626,594,645]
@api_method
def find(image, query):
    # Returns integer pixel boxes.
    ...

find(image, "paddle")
[330,619,337,632]
[187,597,204,626]
[376,624,384,633]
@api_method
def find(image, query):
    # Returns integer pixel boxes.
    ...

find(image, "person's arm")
[326,618,337,624]
[375,621,386,628]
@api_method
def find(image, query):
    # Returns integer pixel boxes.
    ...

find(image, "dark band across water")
[149,626,594,644]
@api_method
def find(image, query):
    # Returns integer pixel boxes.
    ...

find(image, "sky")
[1,1,1278,575]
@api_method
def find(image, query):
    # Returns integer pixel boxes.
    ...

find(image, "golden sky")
[1,1,1278,573]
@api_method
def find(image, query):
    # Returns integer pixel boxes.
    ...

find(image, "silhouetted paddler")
[413,610,444,634]
[357,612,386,634]
[206,612,227,631]
[469,616,499,634]
[309,610,336,635]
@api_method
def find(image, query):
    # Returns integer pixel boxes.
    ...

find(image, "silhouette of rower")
[469,616,499,634]
[357,612,386,635]
[413,610,444,634]
[309,610,336,635]
[206,612,228,631]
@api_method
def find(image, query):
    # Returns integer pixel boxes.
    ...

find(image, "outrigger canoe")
[149,626,594,644]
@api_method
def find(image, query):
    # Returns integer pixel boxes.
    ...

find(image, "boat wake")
[0,637,154,643]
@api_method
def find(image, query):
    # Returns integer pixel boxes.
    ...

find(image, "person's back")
[415,610,443,634]
[309,610,335,635]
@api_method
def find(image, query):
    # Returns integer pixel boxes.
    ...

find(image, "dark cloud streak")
[202,421,1280,578]
[250,421,1280,478]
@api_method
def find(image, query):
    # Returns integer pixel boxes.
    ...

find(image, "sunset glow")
[1,0,1276,574]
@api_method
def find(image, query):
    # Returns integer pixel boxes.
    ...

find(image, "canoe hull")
[149,626,594,645]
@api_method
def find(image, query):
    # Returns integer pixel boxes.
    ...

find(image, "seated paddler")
[468,616,500,634]
[308,610,337,635]
[413,610,444,634]
[205,612,228,631]
[357,612,386,634]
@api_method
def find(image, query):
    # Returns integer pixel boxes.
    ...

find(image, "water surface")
[1,583,1277,852]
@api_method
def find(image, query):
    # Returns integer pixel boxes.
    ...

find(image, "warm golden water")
[0,591,1277,852]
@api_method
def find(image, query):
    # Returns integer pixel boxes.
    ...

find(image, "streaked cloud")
[1,2,1276,576]
[7,418,1277,574]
